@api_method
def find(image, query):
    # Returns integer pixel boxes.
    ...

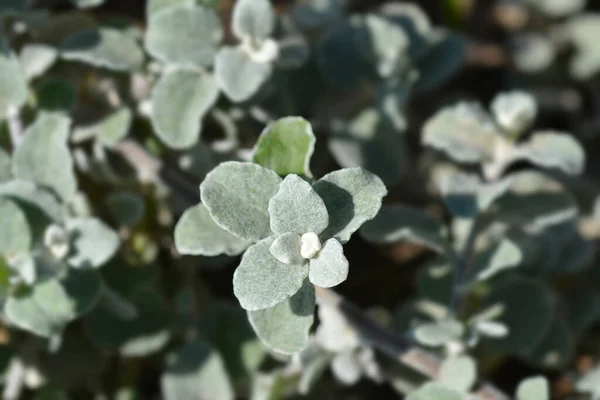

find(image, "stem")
[449,217,479,316]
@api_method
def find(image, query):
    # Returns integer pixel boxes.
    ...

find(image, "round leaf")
[439,356,476,392]
[19,44,58,80]
[407,382,465,400]
[66,217,120,269]
[0,38,27,114]
[516,376,549,400]
[308,239,348,288]
[0,198,31,255]
[215,46,272,102]
[232,0,275,40]
[517,131,585,175]
[269,232,303,265]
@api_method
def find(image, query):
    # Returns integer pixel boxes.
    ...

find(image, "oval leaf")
[66,217,120,269]
[232,0,275,40]
[308,238,348,288]
[215,46,272,102]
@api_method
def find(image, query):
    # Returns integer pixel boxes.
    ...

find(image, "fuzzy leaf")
[73,107,132,147]
[215,46,272,102]
[12,113,77,201]
[233,238,308,311]
[66,217,120,269]
[0,198,31,255]
[71,0,104,7]
[576,365,600,399]
[0,38,28,114]
[0,149,11,183]
[407,382,465,400]
[145,4,223,67]
[175,203,250,257]
[439,356,476,392]
[566,13,600,80]
[517,132,585,175]
[146,0,194,18]
[248,280,315,354]
[61,28,144,71]
[269,232,303,265]
[490,91,537,136]
[475,238,522,281]
[0,180,63,222]
[151,69,219,149]
[161,341,234,400]
[314,167,386,243]
[106,191,145,227]
[308,239,348,288]
[200,162,282,241]
[252,117,316,178]
[516,376,549,400]
[232,0,275,40]
[268,174,329,236]
[414,319,464,347]
[19,44,58,80]
[360,205,448,253]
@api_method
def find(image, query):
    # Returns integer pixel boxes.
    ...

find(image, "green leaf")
[308,238,348,288]
[566,14,600,80]
[36,78,76,112]
[19,44,58,80]
[414,319,464,347]
[150,69,219,149]
[252,117,316,178]
[71,0,104,8]
[12,113,78,201]
[490,91,537,136]
[517,132,585,175]
[414,31,467,93]
[0,180,63,222]
[0,37,28,114]
[4,269,102,337]
[66,217,120,269]
[524,315,574,369]
[161,341,234,400]
[233,238,308,311]
[0,198,31,255]
[360,205,448,253]
[407,382,465,400]
[232,0,276,40]
[516,376,549,400]
[313,167,386,243]
[0,148,11,183]
[439,356,476,392]
[248,280,315,354]
[61,28,144,71]
[84,288,171,356]
[474,238,522,281]
[200,161,282,241]
[268,174,329,236]
[175,203,250,257]
[73,107,132,147]
[358,14,408,78]
[145,4,223,67]
[106,191,145,227]
[215,46,272,102]
[146,0,194,18]
[417,260,453,305]
[269,232,303,265]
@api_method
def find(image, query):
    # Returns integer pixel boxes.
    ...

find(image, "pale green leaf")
[146,0,194,19]
[0,198,31,255]
[0,179,63,222]
[71,0,104,8]
[66,217,120,269]
[252,117,316,178]
[12,113,78,201]
[19,44,58,80]
[517,131,585,175]
[4,269,102,337]
[439,356,476,392]
[516,376,549,400]
[248,280,315,354]
[359,14,409,78]
[72,107,132,147]
[61,28,144,71]
[576,364,600,399]
[490,91,537,136]
[529,0,585,17]
[106,191,145,227]
[513,33,555,73]
[150,69,219,149]
[268,174,329,236]
[215,46,272,102]
[407,382,465,400]
[567,14,600,80]
[0,37,28,114]
[360,205,448,253]
[200,161,282,241]
[161,341,234,400]
[475,238,522,281]
[313,167,386,243]
[233,238,308,311]
[232,0,276,40]
[331,351,361,385]
[269,232,303,265]
[414,319,464,347]
[308,238,348,288]
[175,203,250,257]
[0,148,11,183]
[145,4,223,67]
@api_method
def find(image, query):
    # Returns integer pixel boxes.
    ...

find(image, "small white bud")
[300,232,321,259]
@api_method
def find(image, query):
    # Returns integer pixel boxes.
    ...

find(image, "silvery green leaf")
[161,341,234,400]
[566,14,600,80]
[331,351,361,385]
[406,382,465,400]
[0,198,31,255]
[313,167,386,244]
[529,0,585,17]
[439,356,476,392]
[491,91,537,136]
[84,288,171,356]
[146,0,194,18]
[268,174,329,236]
[73,107,132,147]
[5,269,102,337]
[360,205,448,253]
[414,319,464,347]
[252,117,316,178]
[145,4,223,67]
[19,44,58,80]
[360,14,408,78]
[414,31,467,93]
[71,0,104,8]
[106,191,145,227]
[0,37,27,114]
[248,280,315,354]
[269,232,303,265]
[524,315,574,369]
[276,35,310,68]
[576,365,600,399]
[475,238,522,281]
[175,203,250,257]
[232,0,276,40]
[291,0,344,29]
[151,69,219,149]
[12,113,77,201]
[61,28,144,71]
[516,376,549,400]
[308,238,348,288]
[66,217,120,269]
[516,131,585,175]
[215,46,272,102]
[512,33,555,74]
[0,180,63,222]
[0,149,11,183]
[422,101,501,163]
[200,161,282,241]
[233,238,308,311]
